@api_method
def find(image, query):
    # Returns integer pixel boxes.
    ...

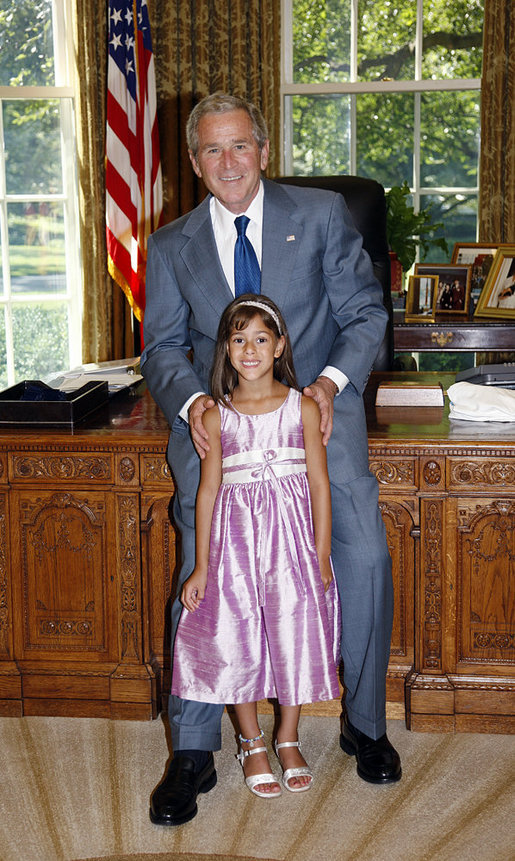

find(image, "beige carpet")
[0,712,513,861]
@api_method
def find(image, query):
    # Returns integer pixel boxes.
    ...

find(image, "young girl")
[171,294,340,798]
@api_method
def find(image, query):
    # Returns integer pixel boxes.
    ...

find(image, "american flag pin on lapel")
[286,234,296,241]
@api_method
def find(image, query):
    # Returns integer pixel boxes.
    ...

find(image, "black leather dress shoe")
[339,716,402,784]
[149,753,217,826]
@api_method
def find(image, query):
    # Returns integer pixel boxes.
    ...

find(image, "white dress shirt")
[179,180,348,419]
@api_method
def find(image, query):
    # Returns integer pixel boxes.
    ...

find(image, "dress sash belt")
[221,447,308,606]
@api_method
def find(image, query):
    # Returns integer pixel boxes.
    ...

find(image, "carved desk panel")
[0,388,173,719]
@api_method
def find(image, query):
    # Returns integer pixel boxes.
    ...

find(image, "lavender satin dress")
[172,388,341,706]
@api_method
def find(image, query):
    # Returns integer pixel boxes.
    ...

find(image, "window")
[0,0,81,388]
[281,0,483,259]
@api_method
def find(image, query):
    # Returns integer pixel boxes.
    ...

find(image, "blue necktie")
[234,215,261,296]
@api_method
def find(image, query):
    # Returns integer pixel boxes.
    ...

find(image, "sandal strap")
[282,766,313,783]
[274,739,302,753]
[245,772,280,791]
[236,744,267,763]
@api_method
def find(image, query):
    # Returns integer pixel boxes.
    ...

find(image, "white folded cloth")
[448,381,515,422]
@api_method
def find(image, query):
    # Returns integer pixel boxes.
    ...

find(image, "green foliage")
[3,99,63,195]
[0,0,54,86]
[385,182,449,272]
[0,304,69,388]
[292,0,351,83]
[418,351,474,373]
[9,245,65,277]
[290,1,483,252]
[292,0,483,82]
[1,1,61,195]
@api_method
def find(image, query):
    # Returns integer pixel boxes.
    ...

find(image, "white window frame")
[0,0,82,385]
[281,0,481,218]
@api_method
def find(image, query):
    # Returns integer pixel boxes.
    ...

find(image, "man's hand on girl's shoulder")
[303,375,337,445]
[188,394,216,458]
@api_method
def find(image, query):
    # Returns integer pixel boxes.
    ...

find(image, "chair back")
[276,175,394,371]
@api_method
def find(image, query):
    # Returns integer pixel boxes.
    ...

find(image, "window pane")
[292,0,351,83]
[3,99,63,195]
[420,194,477,262]
[0,0,55,86]
[357,0,416,82]
[419,352,475,373]
[288,95,351,175]
[423,0,483,80]
[356,93,413,187]
[8,202,66,296]
[420,92,480,188]
[12,302,69,382]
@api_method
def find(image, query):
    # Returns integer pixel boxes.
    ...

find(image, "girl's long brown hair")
[210,294,299,406]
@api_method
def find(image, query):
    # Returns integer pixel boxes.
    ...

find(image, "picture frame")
[405,274,439,322]
[414,263,472,315]
[474,246,515,319]
[451,243,512,310]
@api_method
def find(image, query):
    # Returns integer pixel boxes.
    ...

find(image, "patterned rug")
[1,713,513,861]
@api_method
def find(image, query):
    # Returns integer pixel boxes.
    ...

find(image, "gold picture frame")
[474,246,515,319]
[414,263,472,315]
[451,242,505,309]
[405,274,439,322]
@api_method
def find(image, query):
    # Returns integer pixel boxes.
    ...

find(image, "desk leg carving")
[110,492,157,719]
[420,498,444,672]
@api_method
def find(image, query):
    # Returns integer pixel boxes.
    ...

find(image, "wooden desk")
[394,311,515,353]
[0,377,513,731]
[0,386,174,720]
[366,372,515,732]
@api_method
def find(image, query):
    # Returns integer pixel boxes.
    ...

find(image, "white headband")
[238,300,283,335]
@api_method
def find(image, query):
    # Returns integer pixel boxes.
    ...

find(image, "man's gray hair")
[186,92,269,156]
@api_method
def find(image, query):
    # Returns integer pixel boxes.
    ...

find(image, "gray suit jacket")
[141,178,387,483]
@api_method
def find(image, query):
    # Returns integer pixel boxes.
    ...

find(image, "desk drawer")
[448,457,515,492]
[9,451,113,484]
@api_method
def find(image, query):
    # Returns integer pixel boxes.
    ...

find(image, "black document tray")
[455,363,515,389]
[0,380,109,427]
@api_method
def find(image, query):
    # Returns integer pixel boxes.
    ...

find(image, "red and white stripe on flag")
[106,0,163,322]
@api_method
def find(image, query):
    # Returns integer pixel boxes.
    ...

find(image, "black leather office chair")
[276,175,394,371]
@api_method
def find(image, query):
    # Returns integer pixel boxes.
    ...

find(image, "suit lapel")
[180,196,234,317]
[261,179,304,304]
[179,181,303,315]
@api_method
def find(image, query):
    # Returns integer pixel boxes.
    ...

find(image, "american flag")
[106,0,163,322]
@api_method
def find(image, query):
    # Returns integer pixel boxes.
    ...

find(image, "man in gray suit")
[142,92,401,826]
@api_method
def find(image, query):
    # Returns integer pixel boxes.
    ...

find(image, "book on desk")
[375,381,445,407]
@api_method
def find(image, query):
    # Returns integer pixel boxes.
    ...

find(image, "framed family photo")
[474,246,515,319]
[451,243,500,309]
[405,274,439,322]
[414,263,472,315]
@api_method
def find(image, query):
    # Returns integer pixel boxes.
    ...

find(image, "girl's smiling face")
[227,314,285,383]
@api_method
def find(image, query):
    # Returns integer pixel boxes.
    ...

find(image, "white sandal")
[274,740,313,793]
[236,734,282,799]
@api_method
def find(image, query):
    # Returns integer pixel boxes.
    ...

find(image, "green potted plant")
[385,181,448,290]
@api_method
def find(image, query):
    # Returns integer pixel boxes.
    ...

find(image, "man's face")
[188,109,269,215]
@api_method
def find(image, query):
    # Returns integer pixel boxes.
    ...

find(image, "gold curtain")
[478,0,515,242]
[153,0,281,223]
[72,0,133,363]
[72,0,281,363]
